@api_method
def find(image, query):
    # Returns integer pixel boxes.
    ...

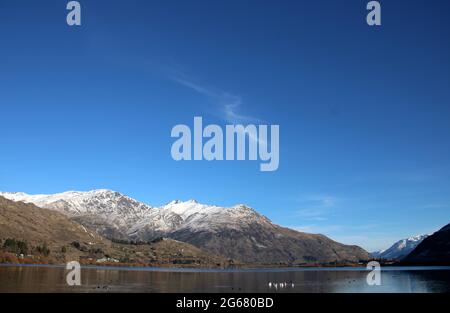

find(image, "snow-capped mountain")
[0,190,154,237]
[372,234,430,260]
[0,189,371,264]
[0,190,269,238]
[128,200,273,238]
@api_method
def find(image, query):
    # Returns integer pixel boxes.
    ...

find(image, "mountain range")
[0,189,370,265]
[371,234,429,260]
[0,195,230,266]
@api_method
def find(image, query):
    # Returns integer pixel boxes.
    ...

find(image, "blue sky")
[1,0,450,251]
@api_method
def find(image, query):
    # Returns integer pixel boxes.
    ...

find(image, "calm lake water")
[1,264,450,293]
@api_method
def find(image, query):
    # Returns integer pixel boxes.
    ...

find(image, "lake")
[1,264,450,293]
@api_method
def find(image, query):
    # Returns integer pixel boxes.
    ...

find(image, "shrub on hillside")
[35,243,50,256]
[2,238,28,255]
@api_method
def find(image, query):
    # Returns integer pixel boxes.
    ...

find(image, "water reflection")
[0,265,449,293]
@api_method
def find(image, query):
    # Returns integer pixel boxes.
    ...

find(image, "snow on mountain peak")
[372,234,430,260]
[0,189,155,230]
[407,234,431,242]
[0,190,265,238]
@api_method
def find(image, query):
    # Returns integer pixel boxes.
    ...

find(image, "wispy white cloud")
[423,203,450,209]
[296,208,327,221]
[294,194,340,221]
[292,224,345,234]
[169,72,261,124]
[171,76,217,98]
[296,194,339,208]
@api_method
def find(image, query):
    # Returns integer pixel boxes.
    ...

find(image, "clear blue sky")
[1,0,450,251]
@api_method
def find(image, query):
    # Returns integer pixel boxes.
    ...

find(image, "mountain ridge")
[0,189,371,265]
[0,195,230,267]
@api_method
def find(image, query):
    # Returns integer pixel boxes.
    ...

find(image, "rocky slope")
[0,190,371,265]
[0,195,106,247]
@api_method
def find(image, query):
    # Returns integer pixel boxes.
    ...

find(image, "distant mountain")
[0,190,371,265]
[0,195,227,266]
[371,234,429,260]
[402,223,450,265]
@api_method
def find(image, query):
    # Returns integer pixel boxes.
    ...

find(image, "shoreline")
[2,262,450,273]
